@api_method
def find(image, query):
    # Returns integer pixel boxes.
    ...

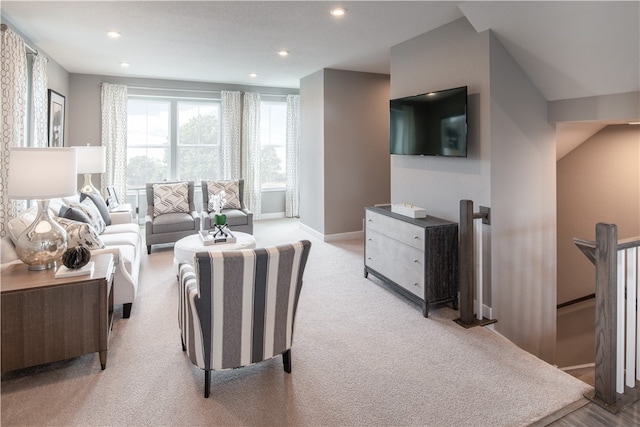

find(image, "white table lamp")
[8,147,78,270]
[75,145,106,194]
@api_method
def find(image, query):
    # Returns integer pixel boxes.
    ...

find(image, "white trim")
[324,230,364,242]
[259,212,285,220]
[298,222,364,242]
[560,362,595,371]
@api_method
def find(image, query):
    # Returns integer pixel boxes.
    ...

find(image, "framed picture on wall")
[48,89,65,147]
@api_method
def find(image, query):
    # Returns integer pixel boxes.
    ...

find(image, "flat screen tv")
[390,86,468,157]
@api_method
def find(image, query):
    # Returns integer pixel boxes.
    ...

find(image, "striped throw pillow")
[153,182,190,217]
[207,180,241,211]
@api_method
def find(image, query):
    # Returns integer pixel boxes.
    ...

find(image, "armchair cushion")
[153,182,190,217]
[151,212,199,234]
[206,180,241,210]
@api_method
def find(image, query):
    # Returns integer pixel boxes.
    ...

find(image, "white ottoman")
[173,232,257,274]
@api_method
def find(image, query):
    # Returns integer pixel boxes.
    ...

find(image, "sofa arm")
[110,210,133,225]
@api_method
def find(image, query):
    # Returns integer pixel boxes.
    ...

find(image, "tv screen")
[390,86,468,157]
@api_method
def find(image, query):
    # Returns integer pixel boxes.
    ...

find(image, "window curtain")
[31,51,48,147]
[0,28,27,237]
[241,92,261,219]
[285,94,300,218]
[101,83,128,200]
[220,90,241,179]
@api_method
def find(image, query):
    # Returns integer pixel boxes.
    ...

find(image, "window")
[260,100,287,190]
[126,97,221,189]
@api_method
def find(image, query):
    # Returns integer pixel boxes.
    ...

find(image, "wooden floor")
[533,367,640,426]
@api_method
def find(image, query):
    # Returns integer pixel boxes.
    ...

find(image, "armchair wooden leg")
[204,370,210,398]
[283,349,292,373]
[147,245,151,255]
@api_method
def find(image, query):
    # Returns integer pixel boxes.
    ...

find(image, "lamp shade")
[8,147,78,199]
[75,145,106,174]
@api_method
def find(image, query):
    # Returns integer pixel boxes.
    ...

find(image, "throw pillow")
[207,180,241,211]
[59,205,92,224]
[80,192,112,226]
[153,182,190,217]
[70,198,106,234]
[54,217,105,250]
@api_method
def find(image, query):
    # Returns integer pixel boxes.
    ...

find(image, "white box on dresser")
[364,205,459,317]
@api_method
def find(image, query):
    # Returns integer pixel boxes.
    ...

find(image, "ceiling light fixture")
[278,50,289,57]
[330,7,346,17]
[249,73,257,78]
[107,31,121,38]
[629,121,640,125]
[120,62,130,68]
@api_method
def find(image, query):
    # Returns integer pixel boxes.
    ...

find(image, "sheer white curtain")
[285,94,300,217]
[31,51,48,147]
[241,92,261,219]
[0,28,27,237]
[220,90,241,179]
[101,83,128,200]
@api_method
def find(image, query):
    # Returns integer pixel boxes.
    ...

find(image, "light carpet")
[1,218,592,426]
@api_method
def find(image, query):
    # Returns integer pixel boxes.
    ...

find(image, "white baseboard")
[258,212,286,220]
[298,223,364,242]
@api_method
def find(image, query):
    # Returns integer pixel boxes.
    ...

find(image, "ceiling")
[1,1,638,155]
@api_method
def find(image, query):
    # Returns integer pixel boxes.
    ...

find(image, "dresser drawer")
[366,246,424,298]
[366,210,425,250]
[366,228,423,274]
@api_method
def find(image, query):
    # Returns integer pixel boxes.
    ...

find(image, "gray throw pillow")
[80,192,112,225]
[59,205,92,224]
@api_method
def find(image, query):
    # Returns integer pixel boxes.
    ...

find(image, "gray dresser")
[364,205,459,317]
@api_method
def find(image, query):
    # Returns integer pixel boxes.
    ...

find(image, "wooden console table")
[1,253,115,373]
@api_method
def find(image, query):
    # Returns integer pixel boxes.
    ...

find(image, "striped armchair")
[178,240,312,398]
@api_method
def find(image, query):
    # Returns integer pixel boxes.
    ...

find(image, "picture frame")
[106,186,120,208]
[48,89,65,147]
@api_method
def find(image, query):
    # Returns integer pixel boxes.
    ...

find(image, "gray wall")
[300,70,326,234]
[300,69,390,237]
[390,18,558,362]
[488,32,557,362]
[557,125,640,304]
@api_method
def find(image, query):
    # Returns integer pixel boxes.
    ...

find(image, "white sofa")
[1,196,142,318]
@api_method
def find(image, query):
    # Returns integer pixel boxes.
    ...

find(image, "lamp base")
[16,200,68,271]
[79,173,100,194]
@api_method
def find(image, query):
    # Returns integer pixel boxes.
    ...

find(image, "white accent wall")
[391,18,557,362]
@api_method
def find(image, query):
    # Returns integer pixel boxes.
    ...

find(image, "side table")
[1,253,116,373]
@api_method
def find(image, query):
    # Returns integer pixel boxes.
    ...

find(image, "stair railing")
[574,223,640,412]
[456,200,496,328]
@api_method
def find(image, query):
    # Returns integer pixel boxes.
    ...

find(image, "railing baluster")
[626,247,637,388]
[617,249,625,394]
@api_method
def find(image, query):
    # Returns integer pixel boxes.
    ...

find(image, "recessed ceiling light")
[330,7,346,17]
[278,50,289,57]
[120,62,130,68]
[629,121,640,125]
[107,31,121,38]
[249,73,257,78]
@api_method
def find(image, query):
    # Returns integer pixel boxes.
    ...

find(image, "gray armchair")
[178,240,311,397]
[145,181,200,254]
[201,179,253,234]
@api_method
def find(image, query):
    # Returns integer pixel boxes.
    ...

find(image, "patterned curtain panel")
[0,28,27,237]
[31,52,48,147]
[285,94,300,218]
[101,83,128,200]
[220,90,241,179]
[241,92,261,219]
